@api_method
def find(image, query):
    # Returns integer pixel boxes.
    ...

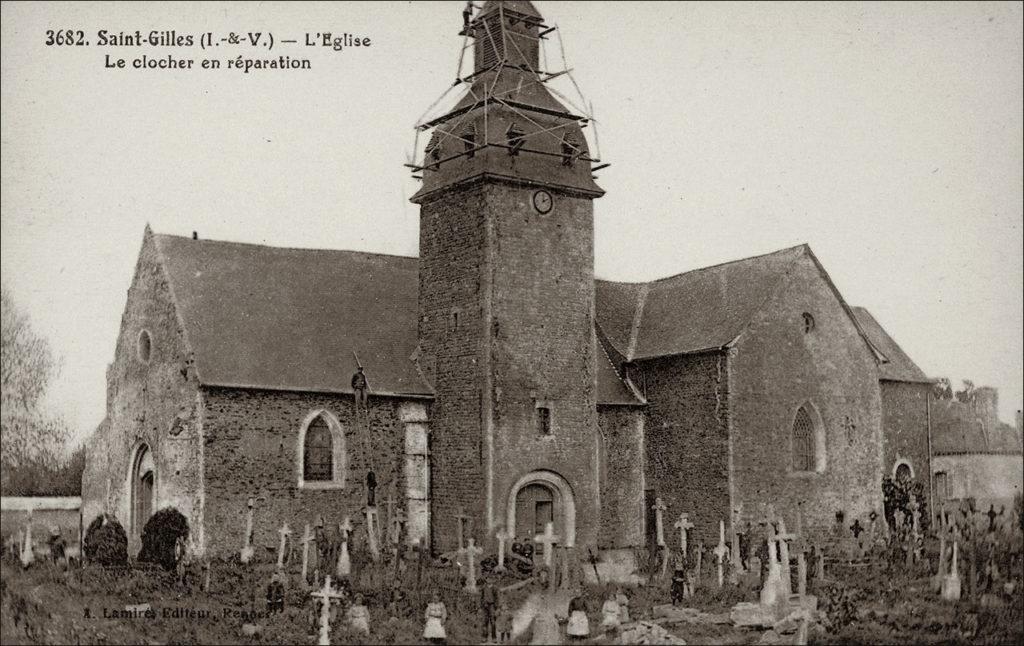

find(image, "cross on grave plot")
[789,512,810,596]
[454,506,470,550]
[337,517,353,578]
[775,518,797,597]
[457,538,484,593]
[760,532,783,608]
[389,507,407,547]
[908,498,921,536]
[310,576,346,646]
[241,497,256,564]
[985,505,1002,533]
[300,524,314,585]
[383,491,398,536]
[365,506,381,563]
[674,513,694,557]
[494,527,513,573]
[277,522,292,570]
[713,520,729,587]
[652,498,668,547]
[534,521,560,571]
[941,540,962,601]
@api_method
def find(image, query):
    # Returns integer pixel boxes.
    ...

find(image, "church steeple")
[410,0,604,203]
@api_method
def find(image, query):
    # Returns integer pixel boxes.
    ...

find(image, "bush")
[138,507,189,571]
[83,514,128,568]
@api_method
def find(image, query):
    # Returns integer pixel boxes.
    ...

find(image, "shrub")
[138,507,189,571]
[83,514,128,567]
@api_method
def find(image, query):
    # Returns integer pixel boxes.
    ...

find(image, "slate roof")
[595,245,808,360]
[931,399,1023,455]
[152,232,640,405]
[851,307,932,383]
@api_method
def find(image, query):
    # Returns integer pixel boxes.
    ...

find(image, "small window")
[303,416,333,482]
[536,406,552,435]
[802,313,815,334]
[507,124,525,156]
[450,309,461,332]
[137,330,152,363]
[463,130,476,158]
[792,406,815,471]
[561,135,578,166]
[934,471,948,499]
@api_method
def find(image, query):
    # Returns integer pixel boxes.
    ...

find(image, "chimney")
[192,231,198,240]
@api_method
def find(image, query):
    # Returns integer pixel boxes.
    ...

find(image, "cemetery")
[2,484,1021,645]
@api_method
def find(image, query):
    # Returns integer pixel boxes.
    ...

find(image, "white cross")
[674,513,695,555]
[652,498,668,547]
[240,497,255,564]
[458,538,484,592]
[713,520,729,587]
[494,527,513,573]
[309,576,346,646]
[300,523,314,583]
[534,521,561,569]
[276,522,292,569]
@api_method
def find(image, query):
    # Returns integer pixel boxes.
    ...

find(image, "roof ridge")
[595,244,809,288]
[153,231,419,261]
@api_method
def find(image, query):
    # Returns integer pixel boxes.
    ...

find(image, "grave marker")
[300,523,313,584]
[240,497,255,564]
[337,517,353,578]
[494,527,512,573]
[310,576,346,646]
[713,520,729,587]
[458,538,484,593]
[276,522,292,570]
[775,518,796,597]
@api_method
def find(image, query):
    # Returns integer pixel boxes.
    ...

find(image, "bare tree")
[1,284,70,471]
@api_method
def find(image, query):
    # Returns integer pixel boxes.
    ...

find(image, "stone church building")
[82,1,935,561]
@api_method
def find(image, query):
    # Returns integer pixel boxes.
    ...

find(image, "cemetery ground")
[2,548,1022,645]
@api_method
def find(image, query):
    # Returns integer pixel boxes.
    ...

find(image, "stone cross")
[713,520,729,587]
[310,576,345,646]
[534,521,560,569]
[494,527,513,573]
[941,540,961,601]
[790,510,809,596]
[775,518,797,597]
[20,519,34,569]
[300,523,314,584]
[760,532,782,608]
[365,506,381,562]
[338,517,353,577]
[674,513,694,557]
[276,522,291,570]
[454,506,470,550]
[240,497,255,564]
[652,498,668,547]
[389,507,407,547]
[458,538,484,593]
[908,498,921,536]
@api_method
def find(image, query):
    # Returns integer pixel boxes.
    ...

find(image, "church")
[82,1,935,563]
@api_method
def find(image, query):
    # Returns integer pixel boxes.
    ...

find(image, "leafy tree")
[955,379,976,403]
[933,377,954,400]
[1,284,73,490]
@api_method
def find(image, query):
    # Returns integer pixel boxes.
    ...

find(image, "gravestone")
[775,519,796,597]
[941,540,961,602]
[300,524,313,585]
[494,527,512,573]
[276,522,291,570]
[241,497,255,564]
[337,517,353,578]
[364,506,381,562]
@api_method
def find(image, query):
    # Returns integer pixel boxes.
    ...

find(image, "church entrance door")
[506,470,577,548]
[130,444,156,548]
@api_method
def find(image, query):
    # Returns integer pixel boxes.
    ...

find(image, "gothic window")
[536,405,552,435]
[303,416,332,481]
[792,405,815,472]
[802,313,815,334]
[507,124,525,156]
[299,412,345,488]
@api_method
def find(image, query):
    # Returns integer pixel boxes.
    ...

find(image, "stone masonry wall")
[81,229,204,556]
[200,386,416,558]
[598,406,645,548]
[730,251,884,544]
[639,352,731,549]
[880,381,932,487]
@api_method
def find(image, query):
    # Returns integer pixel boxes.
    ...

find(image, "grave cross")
[240,497,255,564]
[652,497,668,547]
[713,520,729,587]
[494,527,513,573]
[457,537,484,593]
[276,522,292,570]
[383,491,397,534]
[775,518,797,597]
[310,576,346,646]
[365,506,381,562]
[985,505,1001,533]
[389,507,407,547]
[300,523,314,584]
[674,513,695,556]
[908,498,921,536]
[849,519,864,539]
[337,517,353,577]
[534,521,561,569]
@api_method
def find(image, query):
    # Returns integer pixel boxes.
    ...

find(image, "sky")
[1,1,1022,445]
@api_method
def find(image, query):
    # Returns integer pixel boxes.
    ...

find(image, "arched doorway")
[506,470,576,549]
[894,460,914,484]
[130,444,156,545]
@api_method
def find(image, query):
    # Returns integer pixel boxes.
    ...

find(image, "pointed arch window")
[297,411,346,489]
[792,405,816,472]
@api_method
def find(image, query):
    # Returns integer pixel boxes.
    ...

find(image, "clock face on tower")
[532,190,553,214]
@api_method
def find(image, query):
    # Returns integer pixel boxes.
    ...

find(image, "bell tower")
[412,0,605,552]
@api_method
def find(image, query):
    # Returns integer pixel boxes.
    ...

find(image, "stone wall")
[639,351,731,549]
[199,386,417,558]
[80,229,204,556]
[729,251,885,543]
[880,381,932,486]
[932,453,1024,509]
[598,406,645,548]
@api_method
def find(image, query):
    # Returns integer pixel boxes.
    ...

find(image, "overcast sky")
[2,1,1022,443]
